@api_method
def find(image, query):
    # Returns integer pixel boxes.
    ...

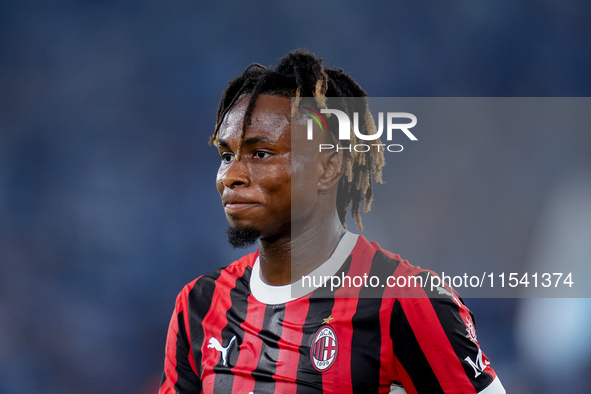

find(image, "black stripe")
[174,310,203,392]
[295,297,336,393]
[424,283,494,391]
[188,268,223,378]
[213,267,252,393]
[359,250,400,298]
[294,255,352,392]
[309,254,353,299]
[350,250,399,392]
[391,298,444,393]
[251,304,286,392]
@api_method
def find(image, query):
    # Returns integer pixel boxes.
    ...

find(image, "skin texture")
[216,95,345,285]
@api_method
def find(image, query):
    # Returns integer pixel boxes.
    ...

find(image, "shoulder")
[367,242,504,393]
[357,235,435,279]
[173,251,257,311]
[354,236,461,302]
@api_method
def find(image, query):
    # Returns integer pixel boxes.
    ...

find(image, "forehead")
[219,95,292,143]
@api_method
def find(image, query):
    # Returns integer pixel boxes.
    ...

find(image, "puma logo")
[436,286,453,297]
[436,286,462,307]
[207,336,237,366]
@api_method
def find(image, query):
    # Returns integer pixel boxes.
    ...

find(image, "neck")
[258,212,346,286]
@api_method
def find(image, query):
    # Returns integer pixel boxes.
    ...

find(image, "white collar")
[250,231,359,305]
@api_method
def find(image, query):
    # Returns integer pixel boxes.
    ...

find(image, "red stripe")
[380,243,491,392]
[399,296,477,393]
[378,288,397,392]
[379,263,418,394]
[160,278,200,393]
[199,264,248,390]
[273,298,310,394]
[182,281,200,379]
[323,235,374,393]
[393,355,417,394]
[230,293,266,393]
[160,308,180,393]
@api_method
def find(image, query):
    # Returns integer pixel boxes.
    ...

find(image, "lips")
[224,202,258,213]
[222,194,259,213]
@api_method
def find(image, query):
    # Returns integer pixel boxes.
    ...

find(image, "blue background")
[1,1,590,393]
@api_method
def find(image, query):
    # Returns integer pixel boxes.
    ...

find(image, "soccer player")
[159,49,505,393]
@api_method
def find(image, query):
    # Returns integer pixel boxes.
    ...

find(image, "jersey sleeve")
[159,283,203,394]
[390,273,505,394]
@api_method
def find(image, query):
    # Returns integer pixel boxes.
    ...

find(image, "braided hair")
[210,49,385,231]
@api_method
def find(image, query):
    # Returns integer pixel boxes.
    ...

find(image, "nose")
[217,158,250,190]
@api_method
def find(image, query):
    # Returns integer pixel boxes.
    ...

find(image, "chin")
[227,226,261,248]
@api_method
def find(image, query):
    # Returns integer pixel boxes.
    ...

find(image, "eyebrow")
[217,135,275,148]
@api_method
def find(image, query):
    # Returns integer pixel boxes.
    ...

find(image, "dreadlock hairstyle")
[210,49,385,231]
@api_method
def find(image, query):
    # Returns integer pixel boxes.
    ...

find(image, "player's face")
[217,95,315,240]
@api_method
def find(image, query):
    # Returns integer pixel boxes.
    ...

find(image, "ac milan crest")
[464,316,478,345]
[311,325,338,371]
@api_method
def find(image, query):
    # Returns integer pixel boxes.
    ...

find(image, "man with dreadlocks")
[159,49,505,393]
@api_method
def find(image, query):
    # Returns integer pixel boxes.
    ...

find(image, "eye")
[254,151,271,159]
[220,152,235,163]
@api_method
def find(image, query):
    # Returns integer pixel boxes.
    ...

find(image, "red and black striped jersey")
[160,232,505,393]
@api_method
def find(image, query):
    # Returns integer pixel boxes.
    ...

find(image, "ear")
[317,151,342,192]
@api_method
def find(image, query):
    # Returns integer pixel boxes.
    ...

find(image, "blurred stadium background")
[1,1,590,393]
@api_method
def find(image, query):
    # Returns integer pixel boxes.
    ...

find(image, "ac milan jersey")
[159,232,505,393]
